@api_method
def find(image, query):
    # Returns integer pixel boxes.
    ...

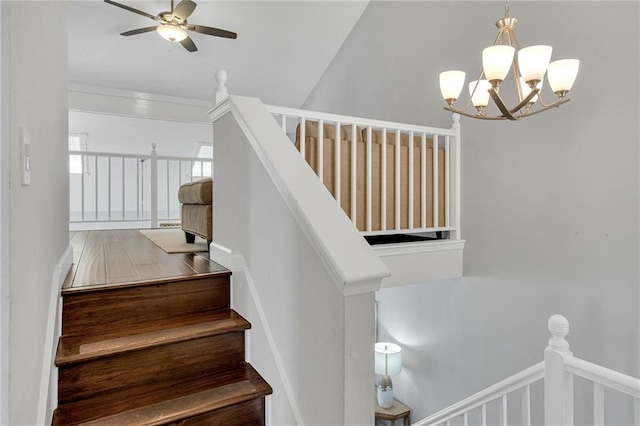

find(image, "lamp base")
[376,374,394,408]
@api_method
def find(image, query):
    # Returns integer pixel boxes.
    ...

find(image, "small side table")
[374,394,411,426]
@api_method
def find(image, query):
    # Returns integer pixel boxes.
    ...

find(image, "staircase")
[52,259,271,425]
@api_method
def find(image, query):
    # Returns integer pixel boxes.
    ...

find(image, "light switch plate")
[20,126,31,186]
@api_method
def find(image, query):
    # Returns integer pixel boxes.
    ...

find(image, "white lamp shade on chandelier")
[375,342,402,376]
[439,70,466,103]
[156,24,188,42]
[482,45,515,83]
[547,59,580,95]
[438,3,579,121]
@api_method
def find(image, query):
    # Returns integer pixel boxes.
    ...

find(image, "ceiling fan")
[104,0,237,52]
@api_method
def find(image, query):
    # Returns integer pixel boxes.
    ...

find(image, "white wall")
[304,1,639,424]
[69,110,212,157]
[7,2,70,424]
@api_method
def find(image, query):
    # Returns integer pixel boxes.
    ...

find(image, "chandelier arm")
[443,107,508,121]
[518,99,571,118]
[489,88,518,120]
[510,88,539,114]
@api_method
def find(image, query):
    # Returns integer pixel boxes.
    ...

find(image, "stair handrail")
[412,362,544,426]
[412,315,640,426]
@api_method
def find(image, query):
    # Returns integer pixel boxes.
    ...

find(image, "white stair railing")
[266,105,461,240]
[414,315,640,426]
[69,143,212,229]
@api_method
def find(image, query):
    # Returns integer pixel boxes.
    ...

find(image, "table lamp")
[375,342,402,408]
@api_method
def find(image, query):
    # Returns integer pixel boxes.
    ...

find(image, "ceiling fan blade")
[173,0,197,22]
[180,36,198,52]
[120,26,158,36]
[187,24,237,39]
[103,0,158,22]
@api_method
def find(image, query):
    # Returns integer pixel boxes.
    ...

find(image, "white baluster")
[121,157,125,220]
[634,397,640,426]
[335,122,341,203]
[463,412,469,426]
[445,134,450,228]
[381,128,387,231]
[544,314,574,426]
[350,125,357,225]
[281,115,287,132]
[108,156,112,221]
[215,69,228,104]
[482,403,487,426]
[421,133,427,228]
[94,156,98,221]
[150,143,158,228]
[521,384,531,426]
[395,129,401,230]
[433,135,439,229]
[300,118,306,158]
[318,120,324,184]
[408,131,414,229]
[366,126,372,232]
[499,394,508,426]
[593,383,604,426]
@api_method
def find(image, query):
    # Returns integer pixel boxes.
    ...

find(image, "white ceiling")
[68,0,369,107]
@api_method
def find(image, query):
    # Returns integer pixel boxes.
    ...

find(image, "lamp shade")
[375,342,402,376]
[547,59,580,94]
[518,45,552,83]
[469,80,492,107]
[156,24,188,42]
[439,70,466,102]
[482,45,515,82]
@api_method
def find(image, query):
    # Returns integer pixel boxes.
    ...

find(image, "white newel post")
[215,69,229,105]
[545,314,574,426]
[150,143,158,228]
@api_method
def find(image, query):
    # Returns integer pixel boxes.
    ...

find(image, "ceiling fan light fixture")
[156,24,188,42]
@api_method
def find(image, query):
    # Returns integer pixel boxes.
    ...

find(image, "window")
[191,142,212,177]
[69,134,87,174]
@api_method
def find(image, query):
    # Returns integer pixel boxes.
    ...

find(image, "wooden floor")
[64,229,227,293]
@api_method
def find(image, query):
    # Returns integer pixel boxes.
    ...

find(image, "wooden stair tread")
[80,380,256,426]
[53,363,272,426]
[56,309,250,366]
[61,267,231,296]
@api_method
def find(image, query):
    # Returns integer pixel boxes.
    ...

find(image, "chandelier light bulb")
[547,59,580,97]
[469,80,492,109]
[439,70,466,105]
[482,45,515,85]
[518,45,553,85]
[156,24,188,42]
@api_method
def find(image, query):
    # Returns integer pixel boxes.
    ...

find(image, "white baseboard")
[36,245,73,426]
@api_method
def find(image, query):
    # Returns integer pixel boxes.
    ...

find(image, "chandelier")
[438,2,579,121]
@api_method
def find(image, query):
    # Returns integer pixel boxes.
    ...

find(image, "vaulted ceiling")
[68,1,369,107]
